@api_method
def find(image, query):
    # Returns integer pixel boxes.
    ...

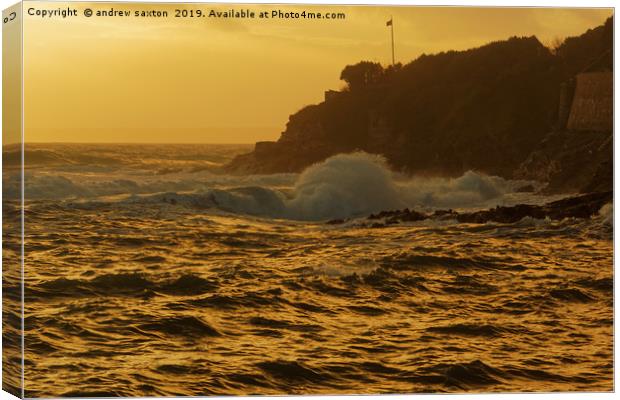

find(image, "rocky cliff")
[226,18,612,194]
[515,18,613,194]
[514,129,612,194]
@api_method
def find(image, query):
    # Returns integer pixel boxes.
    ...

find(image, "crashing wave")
[20,151,535,221]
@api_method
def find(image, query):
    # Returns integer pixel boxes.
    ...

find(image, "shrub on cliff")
[340,61,385,91]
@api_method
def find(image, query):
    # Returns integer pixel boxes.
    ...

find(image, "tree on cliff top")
[340,61,384,91]
[555,16,613,74]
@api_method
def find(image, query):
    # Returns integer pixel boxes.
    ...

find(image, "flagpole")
[390,16,395,65]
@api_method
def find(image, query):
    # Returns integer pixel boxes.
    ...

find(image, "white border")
[0,1,616,400]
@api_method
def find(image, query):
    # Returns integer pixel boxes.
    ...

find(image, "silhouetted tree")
[555,16,613,74]
[340,61,384,91]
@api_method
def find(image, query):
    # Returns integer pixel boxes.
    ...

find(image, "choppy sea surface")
[2,143,613,396]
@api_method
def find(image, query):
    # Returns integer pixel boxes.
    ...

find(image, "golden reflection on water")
[14,201,613,396]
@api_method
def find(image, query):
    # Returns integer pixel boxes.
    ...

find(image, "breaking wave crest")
[134,153,516,221]
[210,153,512,220]
[20,152,531,221]
[287,153,405,220]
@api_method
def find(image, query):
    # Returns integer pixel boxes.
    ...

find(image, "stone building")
[565,71,613,132]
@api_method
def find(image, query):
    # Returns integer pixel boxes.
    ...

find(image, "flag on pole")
[387,16,395,65]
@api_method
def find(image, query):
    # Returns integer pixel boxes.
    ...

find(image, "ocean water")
[2,143,613,396]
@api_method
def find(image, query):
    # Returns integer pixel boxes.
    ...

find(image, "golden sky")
[22,2,612,144]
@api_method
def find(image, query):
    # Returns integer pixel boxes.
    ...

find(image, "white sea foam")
[285,153,405,220]
[19,151,533,221]
[198,152,513,220]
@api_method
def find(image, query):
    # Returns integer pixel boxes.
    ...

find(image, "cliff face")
[515,18,613,194]
[226,18,612,194]
[515,129,612,194]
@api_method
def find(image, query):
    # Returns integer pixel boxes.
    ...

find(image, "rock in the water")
[366,191,612,225]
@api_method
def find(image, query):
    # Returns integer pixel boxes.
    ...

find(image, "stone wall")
[566,72,613,132]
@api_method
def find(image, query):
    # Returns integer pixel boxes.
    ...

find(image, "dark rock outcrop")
[228,35,562,176]
[225,18,613,195]
[514,130,612,194]
[359,191,611,226]
[455,191,611,223]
